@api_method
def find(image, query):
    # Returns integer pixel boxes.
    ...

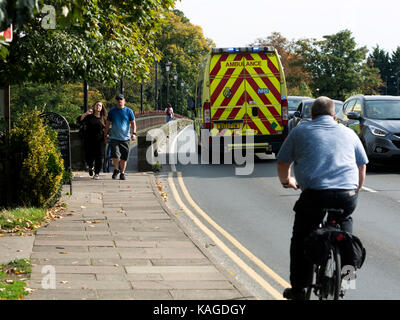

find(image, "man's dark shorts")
[109,139,130,161]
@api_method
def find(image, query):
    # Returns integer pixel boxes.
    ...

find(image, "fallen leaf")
[59,251,69,255]
[81,285,88,290]
[24,288,35,293]
[60,281,68,284]
[80,206,86,209]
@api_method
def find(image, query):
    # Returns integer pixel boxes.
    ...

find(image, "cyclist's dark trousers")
[290,189,358,289]
[84,140,105,175]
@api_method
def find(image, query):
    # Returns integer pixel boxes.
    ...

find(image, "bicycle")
[305,208,346,300]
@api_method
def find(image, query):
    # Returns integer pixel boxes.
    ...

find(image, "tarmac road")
[165,125,400,300]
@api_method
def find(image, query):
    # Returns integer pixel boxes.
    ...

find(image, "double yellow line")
[168,171,290,300]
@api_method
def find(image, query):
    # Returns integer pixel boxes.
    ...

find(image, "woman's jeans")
[290,189,359,289]
[84,140,105,175]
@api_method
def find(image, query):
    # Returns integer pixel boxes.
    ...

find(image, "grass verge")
[0,204,66,235]
[0,208,46,234]
[0,259,32,300]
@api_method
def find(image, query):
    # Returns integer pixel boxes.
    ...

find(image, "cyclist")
[276,96,368,300]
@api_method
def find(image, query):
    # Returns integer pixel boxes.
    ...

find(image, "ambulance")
[194,46,288,158]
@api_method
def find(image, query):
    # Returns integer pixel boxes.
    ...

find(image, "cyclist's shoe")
[112,169,120,179]
[283,288,306,300]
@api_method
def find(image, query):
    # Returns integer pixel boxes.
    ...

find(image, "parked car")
[287,96,313,118]
[342,95,400,162]
[288,98,343,132]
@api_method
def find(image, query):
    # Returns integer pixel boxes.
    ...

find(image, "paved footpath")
[26,172,254,300]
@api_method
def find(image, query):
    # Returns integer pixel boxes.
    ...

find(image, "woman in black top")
[78,101,107,179]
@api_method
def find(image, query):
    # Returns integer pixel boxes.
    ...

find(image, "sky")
[175,0,400,54]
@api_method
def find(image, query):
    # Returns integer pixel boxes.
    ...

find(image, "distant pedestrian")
[78,101,107,180]
[104,94,136,180]
[165,103,174,123]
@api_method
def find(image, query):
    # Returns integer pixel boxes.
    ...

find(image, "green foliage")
[155,9,214,113]
[0,0,176,84]
[0,207,46,230]
[9,108,64,207]
[0,259,32,300]
[288,82,313,97]
[11,83,104,127]
[295,30,382,100]
[369,45,400,95]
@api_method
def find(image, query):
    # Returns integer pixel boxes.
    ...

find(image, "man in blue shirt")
[104,94,136,180]
[276,96,368,300]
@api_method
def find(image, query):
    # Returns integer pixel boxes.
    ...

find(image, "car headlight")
[369,125,388,137]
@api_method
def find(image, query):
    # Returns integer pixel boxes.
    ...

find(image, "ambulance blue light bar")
[212,46,275,54]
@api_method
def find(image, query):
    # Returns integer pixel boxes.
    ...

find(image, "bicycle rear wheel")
[321,246,342,300]
[333,246,342,300]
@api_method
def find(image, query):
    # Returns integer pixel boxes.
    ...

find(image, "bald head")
[311,96,335,118]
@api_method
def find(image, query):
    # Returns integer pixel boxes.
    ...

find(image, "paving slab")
[0,235,35,264]
[23,171,254,300]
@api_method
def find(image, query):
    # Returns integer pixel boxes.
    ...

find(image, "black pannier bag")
[304,227,366,269]
[337,232,366,269]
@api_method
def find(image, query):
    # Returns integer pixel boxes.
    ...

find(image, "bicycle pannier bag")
[304,228,366,269]
[338,233,366,269]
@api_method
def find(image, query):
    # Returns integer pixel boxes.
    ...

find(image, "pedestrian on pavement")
[276,96,368,300]
[104,94,136,180]
[78,101,107,180]
[165,103,174,123]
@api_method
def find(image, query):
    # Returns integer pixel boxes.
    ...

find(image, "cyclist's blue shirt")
[277,115,368,190]
[107,106,135,141]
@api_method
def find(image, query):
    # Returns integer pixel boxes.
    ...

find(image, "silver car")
[342,95,400,163]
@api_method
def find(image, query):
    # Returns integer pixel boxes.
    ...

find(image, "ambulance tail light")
[281,97,289,126]
[203,102,211,129]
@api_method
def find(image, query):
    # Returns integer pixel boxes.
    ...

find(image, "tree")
[10,83,104,127]
[0,0,176,85]
[390,47,400,95]
[296,30,382,100]
[368,46,392,95]
[154,9,213,114]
